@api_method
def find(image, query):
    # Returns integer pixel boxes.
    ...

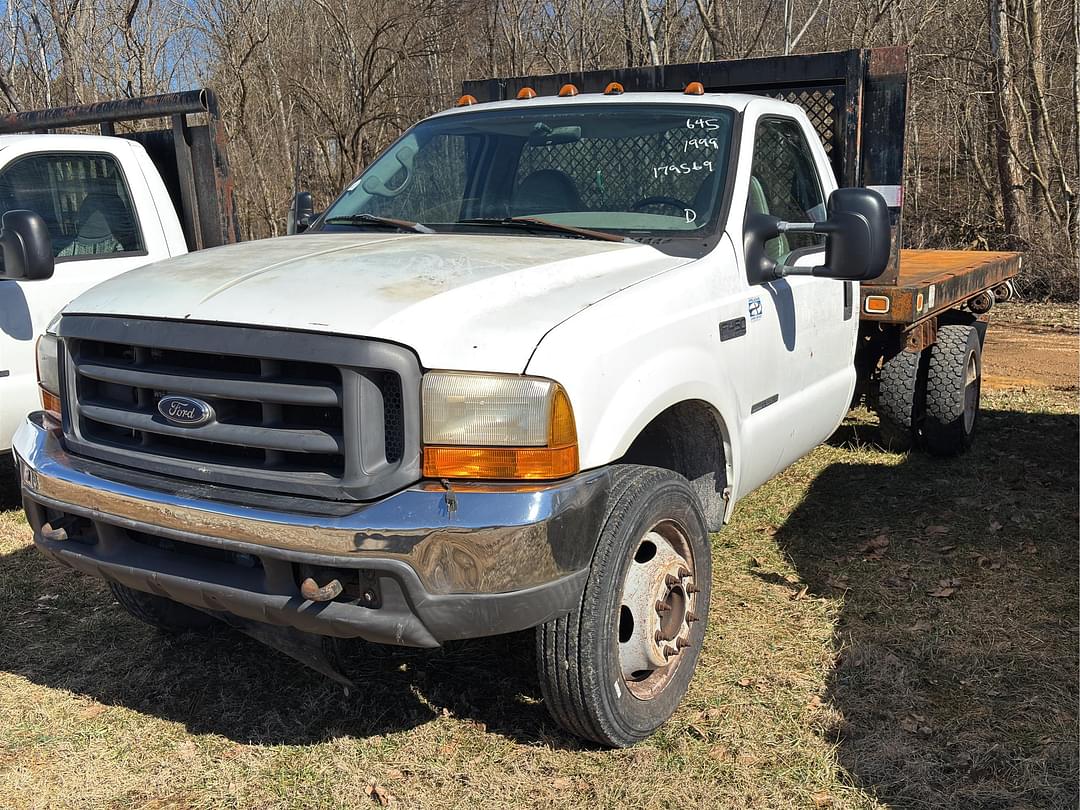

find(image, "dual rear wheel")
[877,323,983,456]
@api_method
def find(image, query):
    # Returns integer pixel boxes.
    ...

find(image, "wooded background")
[0,0,1076,298]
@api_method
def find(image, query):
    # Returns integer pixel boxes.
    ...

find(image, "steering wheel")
[630,195,693,214]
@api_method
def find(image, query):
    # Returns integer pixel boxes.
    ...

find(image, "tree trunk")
[987,0,1030,246]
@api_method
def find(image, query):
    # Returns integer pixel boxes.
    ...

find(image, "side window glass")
[0,152,144,260]
[747,118,826,261]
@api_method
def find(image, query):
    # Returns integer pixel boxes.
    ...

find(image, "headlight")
[35,333,61,417]
[421,371,578,480]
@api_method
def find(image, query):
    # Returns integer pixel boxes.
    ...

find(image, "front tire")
[535,465,711,747]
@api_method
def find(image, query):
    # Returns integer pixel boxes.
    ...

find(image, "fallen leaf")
[988,520,1002,533]
[368,781,392,806]
[783,573,802,586]
[385,768,404,780]
[806,695,823,709]
[977,555,1002,570]
[812,791,834,808]
[699,707,723,721]
[751,556,766,568]
[687,723,708,740]
[925,525,949,535]
[551,777,572,790]
[708,744,731,761]
[790,585,809,601]
[928,586,957,598]
[736,752,758,766]
[737,677,753,688]
[79,704,106,720]
[938,544,957,554]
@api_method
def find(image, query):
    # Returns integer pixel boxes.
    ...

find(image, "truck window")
[361,134,470,223]
[748,118,826,261]
[0,152,144,260]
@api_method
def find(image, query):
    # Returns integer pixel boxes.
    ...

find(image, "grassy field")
[0,305,1076,809]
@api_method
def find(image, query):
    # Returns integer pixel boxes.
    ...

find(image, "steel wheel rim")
[963,350,979,432]
[617,519,698,700]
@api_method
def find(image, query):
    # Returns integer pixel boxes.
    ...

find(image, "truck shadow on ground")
[0,406,1077,785]
[768,405,1079,808]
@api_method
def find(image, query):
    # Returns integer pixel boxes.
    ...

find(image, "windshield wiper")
[322,213,434,234]
[456,216,633,244]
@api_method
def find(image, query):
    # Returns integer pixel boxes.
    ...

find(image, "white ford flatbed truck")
[8,48,1019,746]
[0,90,238,457]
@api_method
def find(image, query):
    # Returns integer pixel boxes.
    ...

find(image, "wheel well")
[619,400,730,531]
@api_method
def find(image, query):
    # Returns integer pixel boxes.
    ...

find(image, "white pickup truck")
[0,90,238,457]
[8,49,1017,746]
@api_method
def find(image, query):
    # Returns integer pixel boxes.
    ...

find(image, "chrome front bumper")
[13,414,609,645]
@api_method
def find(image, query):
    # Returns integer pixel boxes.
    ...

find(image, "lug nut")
[655,599,670,613]
[663,645,676,659]
[676,637,691,650]
[678,566,690,578]
[687,611,699,623]
[654,630,664,645]
[686,585,700,594]
[665,574,678,587]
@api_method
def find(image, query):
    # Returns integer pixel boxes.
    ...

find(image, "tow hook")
[300,577,344,602]
[41,517,77,542]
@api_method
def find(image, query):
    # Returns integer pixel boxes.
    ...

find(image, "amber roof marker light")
[684,81,705,95]
[558,83,579,97]
[456,94,478,107]
[604,82,625,95]
[516,87,537,100]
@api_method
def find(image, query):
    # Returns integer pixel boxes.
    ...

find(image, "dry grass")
[0,309,1076,809]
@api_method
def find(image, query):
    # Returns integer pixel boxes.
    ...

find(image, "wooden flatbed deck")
[860,249,1022,324]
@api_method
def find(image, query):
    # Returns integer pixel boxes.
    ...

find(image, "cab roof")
[430,91,788,120]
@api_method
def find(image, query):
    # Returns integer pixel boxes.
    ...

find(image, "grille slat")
[77,360,342,407]
[58,318,421,501]
[79,403,345,455]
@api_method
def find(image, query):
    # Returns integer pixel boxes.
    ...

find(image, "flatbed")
[862,249,1021,324]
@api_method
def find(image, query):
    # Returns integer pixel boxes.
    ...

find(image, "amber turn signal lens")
[456,94,478,107]
[864,295,891,314]
[684,81,705,95]
[604,81,625,95]
[423,445,579,480]
[40,388,61,417]
[558,83,579,97]
[516,87,537,99]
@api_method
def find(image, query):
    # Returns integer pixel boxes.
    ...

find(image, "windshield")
[318,104,736,255]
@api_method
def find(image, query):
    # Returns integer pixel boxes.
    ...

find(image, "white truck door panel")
[0,139,180,452]
[727,101,858,493]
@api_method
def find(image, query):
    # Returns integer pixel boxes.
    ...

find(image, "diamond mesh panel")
[514,127,723,212]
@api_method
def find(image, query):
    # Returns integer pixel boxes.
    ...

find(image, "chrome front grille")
[57,316,420,500]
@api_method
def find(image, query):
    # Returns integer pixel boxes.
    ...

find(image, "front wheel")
[535,465,711,747]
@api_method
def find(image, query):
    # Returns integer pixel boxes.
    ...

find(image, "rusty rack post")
[0,90,239,251]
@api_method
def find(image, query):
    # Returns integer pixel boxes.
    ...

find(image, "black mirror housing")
[743,187,891,284]
[0,210,54,280]
[287,191,315,234]
[819,187,891,281]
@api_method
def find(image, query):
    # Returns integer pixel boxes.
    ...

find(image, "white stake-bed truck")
[8,48,1018,746]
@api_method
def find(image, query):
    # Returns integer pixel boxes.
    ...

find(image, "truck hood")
[66,232,690,372]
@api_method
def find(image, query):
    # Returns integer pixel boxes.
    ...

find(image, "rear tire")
[535,465,711,747]
[110,583,216,633]
[877,347,923,451]
[922,324,982,456]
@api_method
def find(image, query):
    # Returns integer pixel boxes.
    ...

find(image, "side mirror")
[744,187,891,284]
[0,210,54,280]
[287,191,315,234]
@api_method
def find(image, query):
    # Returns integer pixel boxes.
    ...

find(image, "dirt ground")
[981,303,1078,390]
[0,302,1076,810]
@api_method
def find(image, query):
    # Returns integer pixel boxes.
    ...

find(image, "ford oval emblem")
[158,395,214,427]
